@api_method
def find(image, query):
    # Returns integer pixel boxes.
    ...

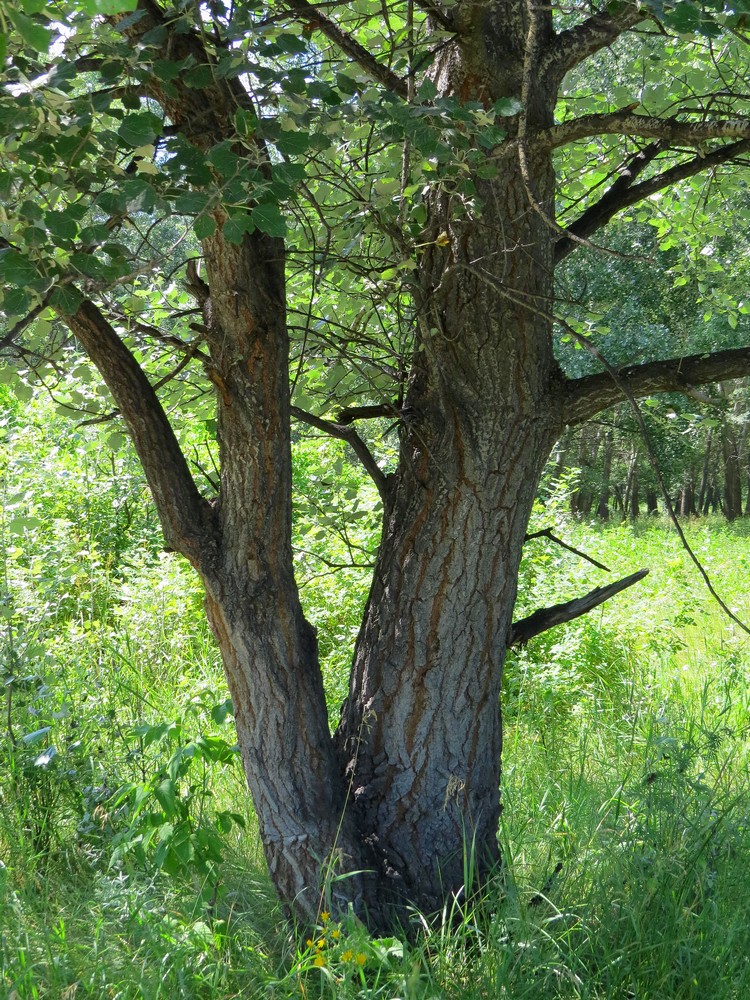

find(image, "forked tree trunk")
[64,0,750,935]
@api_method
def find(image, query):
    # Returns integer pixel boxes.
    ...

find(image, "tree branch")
[509,568,649,647]
[556,137,750,261]
[290,405,390,503]
[282,0,408,99]
[336,402,400,425]
[413,0,456,30]
[524,527,611,571]
[563,346,750,427]
[63,299,216,564]
[541,110,750,150]
[543,3,644,84]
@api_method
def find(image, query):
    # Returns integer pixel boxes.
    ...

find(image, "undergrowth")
[1,397,750,997]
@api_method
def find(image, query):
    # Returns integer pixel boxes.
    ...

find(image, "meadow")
[2,400,750,998]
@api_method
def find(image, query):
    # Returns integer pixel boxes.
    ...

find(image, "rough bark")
[334,24,564,916]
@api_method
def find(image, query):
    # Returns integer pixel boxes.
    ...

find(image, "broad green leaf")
[153,778,178,816]
[22,726,52,744]
[194,215,217,239]
[210,698,234,724]
[1,250,40,285]
[118,111,163,147]
[7,10,52,53]
[50,285,84,314]
[251,202,286,238]
[222,213,255,243]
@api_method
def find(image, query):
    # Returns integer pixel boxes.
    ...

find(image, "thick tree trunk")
[335,23,563,918]
[680,474,697,517]
[191,227,372,919]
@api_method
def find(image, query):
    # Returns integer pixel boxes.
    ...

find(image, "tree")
[2,0,750,930]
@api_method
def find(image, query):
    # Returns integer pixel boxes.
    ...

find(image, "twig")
[524,527,611,572]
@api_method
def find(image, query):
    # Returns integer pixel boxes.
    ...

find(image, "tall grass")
[2,398,750,996]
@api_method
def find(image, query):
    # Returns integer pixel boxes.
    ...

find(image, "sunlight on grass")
[2,411,750,999]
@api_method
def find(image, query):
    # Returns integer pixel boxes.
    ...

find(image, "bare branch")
[509,569,649,647]
[63,299,216,564]
[524,527,611,571]
[541,110,750,150]
[413,0,456,30]
[563,346,750,427]
[290,405,390,503]
[282,0,408,99]
[556,137,750,261]
[336,402,400,425]
[543,3,644,83]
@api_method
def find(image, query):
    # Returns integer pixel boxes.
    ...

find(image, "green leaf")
[194,215,217,239]
[1,250,40,285]
[7,10,52,53]
[153,778,178,816]
[50,285,84,314]
[45,210,78,241]
[80,0,137,11]
[274,131,310,156]
[22,726,52,745]
[106,432,127,451]
[222,213,255,244]
[251,202,286,238]
[210,698,234,724]
[118,112,163,147]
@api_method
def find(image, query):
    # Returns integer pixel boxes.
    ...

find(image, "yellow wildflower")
[305,939,313,948]
[316,938,325,949]
[331,928,341,940]
[341,950,353,962]
[320,911,330,923]
[313,954,325,968]
[355,953,367,966]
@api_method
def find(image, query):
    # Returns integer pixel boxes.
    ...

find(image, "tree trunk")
[627,455,640,520]
[680,474,697,517]
[335,21,563,918]
[596,431,614,520]
[697,428,713,513]
[722,424,742,521]
[191,228,374,918]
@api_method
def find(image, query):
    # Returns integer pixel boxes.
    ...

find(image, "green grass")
[3,465,750,997]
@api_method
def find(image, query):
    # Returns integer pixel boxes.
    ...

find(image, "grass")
[2,428,750,1000]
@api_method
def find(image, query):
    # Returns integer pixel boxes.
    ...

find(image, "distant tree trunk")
[571,427,595,516]
[628,464,640,519]
[722,426,742,521]
[645,488,658,515]
[697,428,714,514]
[623,448,639,519]
[596,430,614,520]
[680,475,697,517]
